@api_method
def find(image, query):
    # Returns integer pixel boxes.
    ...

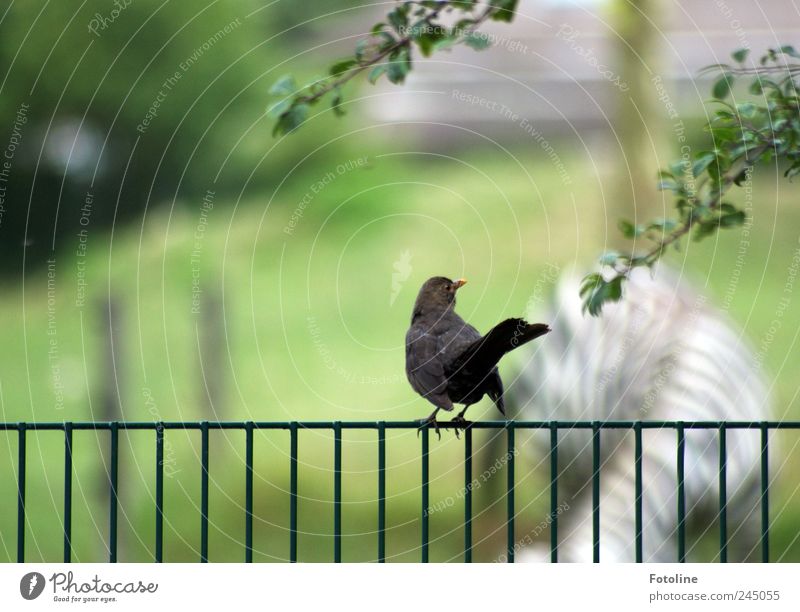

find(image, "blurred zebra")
[508,266,772,562]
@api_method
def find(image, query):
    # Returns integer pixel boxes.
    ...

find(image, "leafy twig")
[267,0,517,136]
[581,45,799,315]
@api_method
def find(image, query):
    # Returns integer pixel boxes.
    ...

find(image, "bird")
[405,276,550,437]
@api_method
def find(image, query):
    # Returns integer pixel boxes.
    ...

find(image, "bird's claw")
[416,416,442,440]
[451,415,472,439]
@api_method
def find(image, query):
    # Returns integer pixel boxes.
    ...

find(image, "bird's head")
[412,276,467,318]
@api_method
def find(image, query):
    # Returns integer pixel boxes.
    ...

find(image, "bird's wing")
[439,313,482,358]
[405,326,453,410]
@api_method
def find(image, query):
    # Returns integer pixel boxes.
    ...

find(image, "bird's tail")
[456,318,550,373]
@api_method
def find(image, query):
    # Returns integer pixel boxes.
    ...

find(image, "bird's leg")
[417,408,442,440]
[451,405,472,439]
[452,405,472,423]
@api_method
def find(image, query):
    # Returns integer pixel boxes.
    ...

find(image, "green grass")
[1,150,800,561]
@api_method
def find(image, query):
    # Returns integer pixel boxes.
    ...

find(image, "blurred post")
[97,294,123,560]
[98,295,124,422]
[608,0,667,231]
[198,285,225,419]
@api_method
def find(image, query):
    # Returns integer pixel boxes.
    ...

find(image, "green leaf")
[269,74,296,96]
[464,32,491,51]
[712,73,734,99]
[387,47,411,84]
[579,273,603,309]
[669,159,690,177]
[648,218,678,233]
[368,65,387,84]
[331,89,345,117]
[579,273,601,297]
[433,35,460,52]
[355,39,371,61]
[376,31,397,51]
[732,168,750,185]
[580,274,624,317]
[388,6,409,32]
[455,18,476,30]
[675,198,691,220]
[272,103,309,137]
[489,0,518,22]
[719,208,746,227]
[732,48,749,63]
[708,125,738,141]
[749,79,764,95]
[758,77,780,93]
[415,36,434,57]
[692,151,716,178]
[736,102,756,119]
[329,58,358,77]
[413,27,443,57]
[605,276,624,301]
[618,219,636,238]
[266,97,293,119]
[706,158,722,184]
[780,44,800,58]
[693,220,718,241]
[785,163,800,180]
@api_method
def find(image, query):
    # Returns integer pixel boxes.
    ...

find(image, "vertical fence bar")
[634,422,643,563]
[506,423,515,563]
[677,422,686,563]
[109,422,119,563]
[17,423,26,563]
[592,421,600,563]
[64,422,73,563]
[377,422,386,563]
[289,423,298,563]
[334,422,342,563]
[550,422,558,563]
[464,426,473,563]
[719,423,728,563]
[761,422,769,563]
[421,427,429,563]
[155,423,164,563]
[200,421,209,563]
[245,422,254,563]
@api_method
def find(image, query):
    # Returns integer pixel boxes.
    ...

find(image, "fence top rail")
[1,420,799,431]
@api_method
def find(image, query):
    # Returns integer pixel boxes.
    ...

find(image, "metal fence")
[2,420,795,563]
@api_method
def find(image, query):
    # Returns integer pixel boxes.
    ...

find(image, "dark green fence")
[2,420,794,563]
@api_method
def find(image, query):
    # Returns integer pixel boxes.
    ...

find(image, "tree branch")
[285,3,497,112]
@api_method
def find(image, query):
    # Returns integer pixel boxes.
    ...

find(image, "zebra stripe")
[509,267,771,562]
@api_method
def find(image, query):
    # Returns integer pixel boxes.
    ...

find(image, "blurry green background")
[1,0,800,562]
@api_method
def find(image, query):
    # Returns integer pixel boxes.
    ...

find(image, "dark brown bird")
[405,276,550,436]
